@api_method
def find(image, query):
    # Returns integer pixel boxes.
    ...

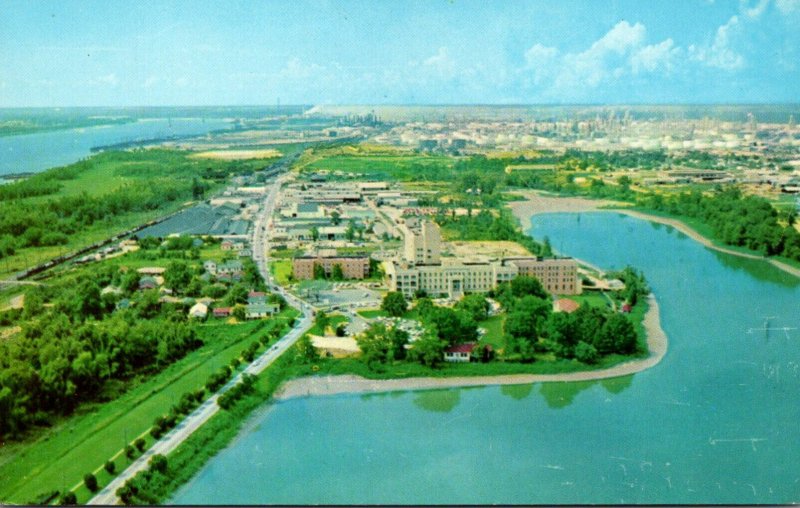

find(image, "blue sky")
[1,0,798,106]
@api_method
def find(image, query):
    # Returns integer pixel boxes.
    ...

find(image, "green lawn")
[0,311,297,505]
[478,315,505,350]
[269,260,293,285]
[570,293,613,310]
[357,309,388,319]
[305,154,455,181]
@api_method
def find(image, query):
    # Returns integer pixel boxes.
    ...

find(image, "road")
[89,174,314,505]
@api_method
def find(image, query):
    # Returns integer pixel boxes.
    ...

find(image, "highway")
[89,173,313,505]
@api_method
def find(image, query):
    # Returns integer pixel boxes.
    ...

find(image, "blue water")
[171,212,800,505]
[0,118,230,176]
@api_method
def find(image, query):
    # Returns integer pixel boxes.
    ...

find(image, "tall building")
[401,219,441,265]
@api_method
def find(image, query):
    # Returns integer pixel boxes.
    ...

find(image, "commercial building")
[292,256,371,280]
[384,220,581,298]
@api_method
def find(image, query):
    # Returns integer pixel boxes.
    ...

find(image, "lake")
[171,212,800,505]
[0,118,230,177]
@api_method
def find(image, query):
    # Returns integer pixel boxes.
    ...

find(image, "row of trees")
[638,186,800,260]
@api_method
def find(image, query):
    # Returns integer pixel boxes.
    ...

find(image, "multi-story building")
[292,256,370,280]
[504,257,582,295]
[400,219,441,265]
[384,256,580,298]
[385,220,580,298]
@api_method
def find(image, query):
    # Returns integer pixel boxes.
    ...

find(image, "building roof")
[554,298,580,313]
[445,343,477,354]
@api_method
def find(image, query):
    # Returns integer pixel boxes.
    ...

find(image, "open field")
[0,315,297,505]
[269,260,293,285]
[190,149,282,160]
[445,240,532,259]
[304,154,455,180]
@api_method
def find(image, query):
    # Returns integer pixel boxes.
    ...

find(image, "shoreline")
[273,293,667,400]
[508,190,800,279]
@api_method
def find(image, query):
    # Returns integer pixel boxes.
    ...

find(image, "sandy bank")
[508,191,800,280]
[273,294,667,400]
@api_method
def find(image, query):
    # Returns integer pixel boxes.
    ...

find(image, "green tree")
[598,313,638,355]
[574,341,599,364]
[163,261,192,291]
[381,291,407,317]
[149,454,168,474]
[104,459,116,474]
[134,437,146,452]
[60,491,77,505]
[331,263,345,281]
[310,226,320,241]
[84,472,99,492]
[295,335,318,362]
[313,263,327,280]
[345,219,356,241]
[330,210,341,225]
[408,330,446,367]
[233,305,246,321]
[455,293,490,322]
[314,310,330,334]
[125,444,136,459]
[511,276,549,299]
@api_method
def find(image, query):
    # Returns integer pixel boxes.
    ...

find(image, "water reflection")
[709,249,799,288]
[600,375,634,395]
[412,389,461,413]
[500,383,535,401]
[539,380,597,409]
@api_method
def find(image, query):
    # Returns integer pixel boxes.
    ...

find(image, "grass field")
[304,154,455,181]
[269,260,293,285]
[478,315,505,350]
[0,311,297,505]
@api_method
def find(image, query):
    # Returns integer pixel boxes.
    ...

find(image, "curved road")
[89,174,314,505]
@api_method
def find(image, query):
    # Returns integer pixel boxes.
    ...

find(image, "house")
[116,298,131,311]
[213,307,233,318]
[553,298,580,314]
[248,291,268,304]
[137,267,166,276]
[245,302,280,319]
[238,248,253,257]
[221,240,235,251]
[189,302,208,319]
[101,286,122,296]
[217,260,243,275]
[621,303,632,313]
[444,343,476,363]
[203,260,218,274]
[138,276,158,290]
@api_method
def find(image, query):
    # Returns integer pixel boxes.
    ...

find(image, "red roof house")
[444,343,476,363]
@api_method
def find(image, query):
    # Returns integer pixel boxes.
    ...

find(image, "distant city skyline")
[1,0,799,107]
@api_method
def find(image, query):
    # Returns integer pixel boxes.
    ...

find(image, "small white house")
[189,302,209,319]
[203,260,218,275]
[444,343,476,363]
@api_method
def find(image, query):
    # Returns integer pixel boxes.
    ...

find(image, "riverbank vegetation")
[0,237,297,504]
[0,148,272,277]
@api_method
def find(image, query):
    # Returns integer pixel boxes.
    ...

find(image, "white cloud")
[775,0,800,13]
[741,0,770,18]
[588,20,646,55]
[691,15,745,70]
[631,38,680,74]
[524,21,666,93]
[423,47,456,79]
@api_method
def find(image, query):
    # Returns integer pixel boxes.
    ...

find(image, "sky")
[1,0,799,107]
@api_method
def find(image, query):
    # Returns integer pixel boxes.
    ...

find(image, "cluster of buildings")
[384,219,581,299]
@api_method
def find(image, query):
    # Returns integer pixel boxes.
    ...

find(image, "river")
[0,118,230,177]
[171,212,800,505]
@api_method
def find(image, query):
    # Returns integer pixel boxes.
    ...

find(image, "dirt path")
[273,294,667,400]
[508,191,800,280]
